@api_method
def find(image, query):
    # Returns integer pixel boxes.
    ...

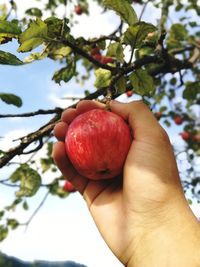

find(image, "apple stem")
[105,89,112,111]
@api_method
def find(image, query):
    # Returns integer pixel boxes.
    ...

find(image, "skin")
[53,100,200,267]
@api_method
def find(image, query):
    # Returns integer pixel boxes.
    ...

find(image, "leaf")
[10,164,41,197]
[123,22,157,48]
[0,50,23,66]
[0,225,8,242]
[18,18,48,52]
[48,180,69,198]
[52,59,76,84]
[107,42,124,63]
[129,69,155,96]
[0,211,4,220]
[94,68,111,88]
[47,43,71,60]
[103,0,138,25]
[45,17,70,38]
[23,50,47,63]
[0,20,21,35]
[116,76,127,94]
[0,20,21,44]
[169,23,188,41]
[0,93,22,107]
[25,8,43,17]
[23,201,29,210]
[183,81,200,100]
[7,219,19,230]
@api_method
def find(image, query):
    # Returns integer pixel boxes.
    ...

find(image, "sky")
[0,1,200,267]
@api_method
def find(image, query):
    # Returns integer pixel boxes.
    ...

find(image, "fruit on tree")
[126,90,133,97]
[174,115,183,125]
[63,180,76,193]
[90,47,101,56]
[100,56,114,64]
[180,131,190,141]
[65,109,132,180]
[92,53,102,62]
[74,5,82,15]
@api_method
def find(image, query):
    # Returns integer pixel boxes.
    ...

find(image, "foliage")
[0,0,200,241]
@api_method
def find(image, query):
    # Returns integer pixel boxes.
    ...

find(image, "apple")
[100,56,114,64]
[91,47,101,56]
[92,53,102,62]
[180,131,190,141]
[126,90,133,97]
[65,109,132,180]
[63,180,76,193]
[74,5,82,15]
[174,115,183,125]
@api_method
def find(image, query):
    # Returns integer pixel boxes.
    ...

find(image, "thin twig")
[21,191,49,231]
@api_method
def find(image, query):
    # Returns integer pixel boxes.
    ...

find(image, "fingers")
[54,100,105,141]
[54,122,68,141]
[110,100,169,144]
[52,141,88,194]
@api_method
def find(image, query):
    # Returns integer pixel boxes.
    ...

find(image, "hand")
[52,100,200,267]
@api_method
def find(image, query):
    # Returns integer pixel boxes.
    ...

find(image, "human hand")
[53,100,200,267]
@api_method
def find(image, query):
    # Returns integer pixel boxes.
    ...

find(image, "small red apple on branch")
[63,180,76,193]
[65,109,132,180]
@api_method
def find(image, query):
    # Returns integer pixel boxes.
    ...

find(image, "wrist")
[126,198,200,267]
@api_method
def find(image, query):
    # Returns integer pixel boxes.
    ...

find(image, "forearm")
[126,201,200,267]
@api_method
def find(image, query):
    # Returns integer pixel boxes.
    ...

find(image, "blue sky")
[0,1,200,266]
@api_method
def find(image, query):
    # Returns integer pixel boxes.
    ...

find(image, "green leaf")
[0,93,22,107]
[169,23,188,41]
[45,17,70,38]
[103,0,138,25]
[107,42,124,63]
[129,69,155,96]
[47,43,71,60]
[7,219,19,230]
[0,20,21,44]
[0,211,4,220]
[23,201,29,210]
[40,158,53,173]
[94,68,111,88]
[23,50,47,63]
[10,164,41,197]
[0,50,23,66]
[116,76,127,94]
[48,180,68,198]
[0,225,8,242]
[0,20,21,35]
[25,8,43,17]
[183,81,200,100]
[18,18,48,52]
[52,59,76,84]
[123,22,157,48]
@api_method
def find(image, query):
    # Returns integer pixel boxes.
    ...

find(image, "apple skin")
[63,180,76,193]
[65,109,132,180]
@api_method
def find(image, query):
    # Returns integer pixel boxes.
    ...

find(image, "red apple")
[174,115,183,125]
[65,109,132,180]
[126,90,133,97]
[193,134,200,142]
[100,56,114,64]
[63,180,76,193]
[92,54,102,62]
[74,5,82,15]
[180,131,190,141]
[91,47,101,56]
